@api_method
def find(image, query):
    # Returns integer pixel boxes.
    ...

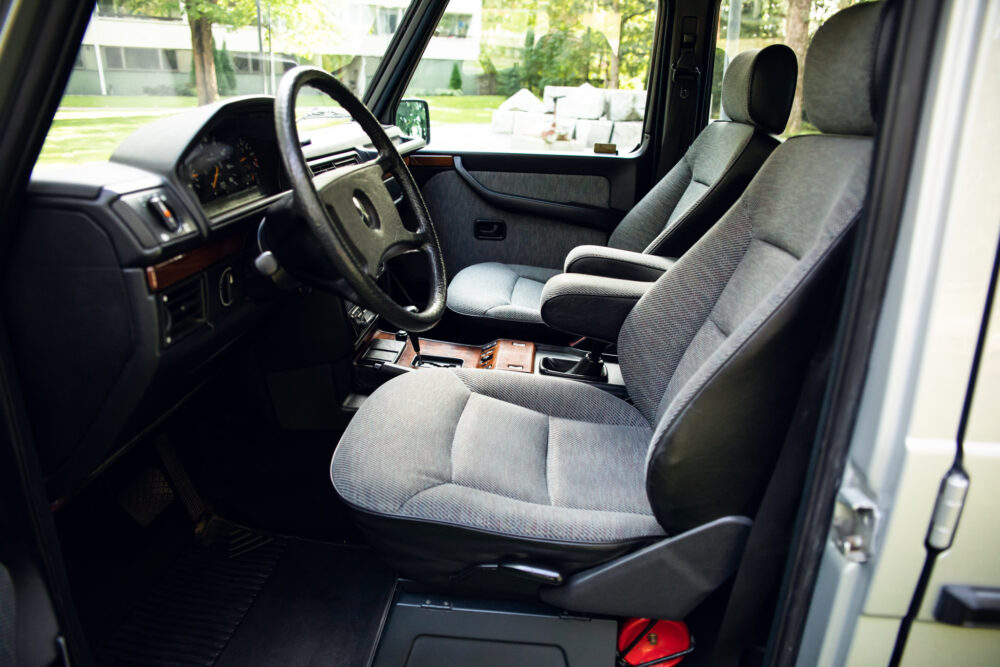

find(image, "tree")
[449,62,463,91]
[216,41,237,95]
[604,0,656,89]
[121,1,255,104]
[121,0,337,106]
[784,0,812,134]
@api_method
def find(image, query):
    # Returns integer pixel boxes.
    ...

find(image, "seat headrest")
[804,1,897,136]
[721,44,798,135]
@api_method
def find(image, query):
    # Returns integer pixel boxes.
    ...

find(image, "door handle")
[474,219,506,241]
[934,585,1000,628]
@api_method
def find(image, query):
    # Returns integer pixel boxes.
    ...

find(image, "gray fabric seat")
[444,263,561,324]
[332,2,893,589]
[446,44,798,324]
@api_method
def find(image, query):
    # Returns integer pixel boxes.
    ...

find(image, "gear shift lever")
[402,305,423,367]
[408,331,423,366]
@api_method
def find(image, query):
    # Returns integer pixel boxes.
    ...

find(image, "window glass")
[710,0,872,136]
[36,0,414,171]
[402,0,659,155]
[123,47,162,71]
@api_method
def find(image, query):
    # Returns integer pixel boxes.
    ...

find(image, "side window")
[401,0,659,155]
[37,1,415,171]
[710,0,871,136]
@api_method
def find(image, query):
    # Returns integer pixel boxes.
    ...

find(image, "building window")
[374,7,405,35]
[435,13,472,38]
[102,46,124,70]
[234,53,262,74]
[99,46,180,72]
[96,0,182,20]
[162,49,179,71]
[75,45,97,70]
[124,47,162,71]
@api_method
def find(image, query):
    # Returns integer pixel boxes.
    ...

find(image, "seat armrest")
[540,273,652,343]
[564,245,676,282]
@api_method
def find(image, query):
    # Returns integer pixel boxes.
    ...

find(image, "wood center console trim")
[368,331,535,373]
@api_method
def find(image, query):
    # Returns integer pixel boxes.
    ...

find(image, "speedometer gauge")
[235,139,262,189]
[183,135,265,205]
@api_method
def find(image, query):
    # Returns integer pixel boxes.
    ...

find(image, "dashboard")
[17,96,424,497]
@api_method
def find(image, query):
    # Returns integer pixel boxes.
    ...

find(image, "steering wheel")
[274,66,446,333]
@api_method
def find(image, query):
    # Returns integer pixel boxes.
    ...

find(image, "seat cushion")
[331,369,663,581]
[446,262,560,323]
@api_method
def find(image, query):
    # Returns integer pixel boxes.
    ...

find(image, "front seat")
[332,2,892,592]
[445,43,798,325]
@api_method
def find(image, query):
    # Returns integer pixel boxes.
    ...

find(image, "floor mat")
[99,533,395,666]
[217,541,395,666]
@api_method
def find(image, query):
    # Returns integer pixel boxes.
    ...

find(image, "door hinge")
[831,471,881,563]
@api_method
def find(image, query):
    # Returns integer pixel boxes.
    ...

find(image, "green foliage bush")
[449,62,463,91]
[215,41,237,95]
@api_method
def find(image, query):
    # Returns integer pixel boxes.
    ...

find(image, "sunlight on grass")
[61,95,199,109]
[37,115,166,169]
[423,95,504,125]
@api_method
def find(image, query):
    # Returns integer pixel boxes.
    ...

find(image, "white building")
[68,0,482,98]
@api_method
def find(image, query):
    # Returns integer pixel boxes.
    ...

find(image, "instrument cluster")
[179,114,281,216]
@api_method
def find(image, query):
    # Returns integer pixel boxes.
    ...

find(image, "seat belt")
[708,312,839,666]
[657,16,703,179]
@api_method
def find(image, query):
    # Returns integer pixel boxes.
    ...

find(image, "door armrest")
[540,273,652,343]
[564,245,676,282]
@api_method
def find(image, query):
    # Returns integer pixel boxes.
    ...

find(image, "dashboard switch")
[147,195,180,232]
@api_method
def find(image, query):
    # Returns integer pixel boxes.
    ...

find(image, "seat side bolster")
[645,129,778,258]
[564,245,676,281]
[540,273,652,343]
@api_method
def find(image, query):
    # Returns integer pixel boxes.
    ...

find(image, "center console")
[351,327,627,401]
[360,332,535,374]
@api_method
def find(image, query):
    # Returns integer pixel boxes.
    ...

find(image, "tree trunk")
[784,0,811,134]
[189,16,219,106]
[608,0,622,89]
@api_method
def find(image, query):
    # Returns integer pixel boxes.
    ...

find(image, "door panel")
[421,169,609,275]
[410,150,641,277]
[471,171,610,208]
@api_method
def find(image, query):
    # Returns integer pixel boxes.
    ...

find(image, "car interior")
[0,0,926,665]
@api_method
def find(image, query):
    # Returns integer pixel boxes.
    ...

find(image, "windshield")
[36,0,415,172]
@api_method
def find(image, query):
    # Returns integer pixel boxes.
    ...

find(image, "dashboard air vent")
[160,278,206,346]
[309,153,360,176]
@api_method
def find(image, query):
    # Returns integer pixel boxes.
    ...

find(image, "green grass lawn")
[35,94,505,169]
[61,95,199,109]
[424,95,504,125]
[37,115,167,169]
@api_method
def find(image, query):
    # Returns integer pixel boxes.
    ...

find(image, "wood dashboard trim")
[406,155,455,168]
[146,234,244,292]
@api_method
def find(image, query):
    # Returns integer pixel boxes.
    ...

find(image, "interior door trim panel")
[453,157,623,232]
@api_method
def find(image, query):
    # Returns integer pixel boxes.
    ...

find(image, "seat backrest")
[617,2,896,534]
[607,44,797,258]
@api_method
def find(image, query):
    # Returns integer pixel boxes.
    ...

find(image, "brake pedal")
[116,466,175,527]
[154,436,210,526]
[154,436,273,555]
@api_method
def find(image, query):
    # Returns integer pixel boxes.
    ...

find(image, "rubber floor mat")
[100,533,286,666]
